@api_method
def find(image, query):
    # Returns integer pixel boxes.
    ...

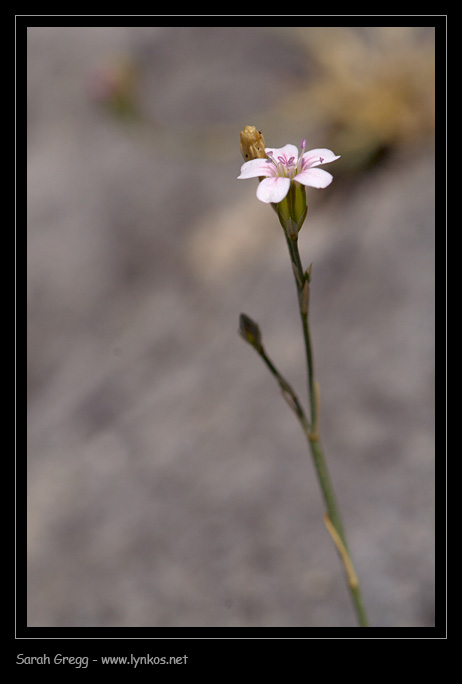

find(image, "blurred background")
[27,26,435,627]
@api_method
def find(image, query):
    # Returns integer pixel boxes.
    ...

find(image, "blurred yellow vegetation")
[283,27,435,170]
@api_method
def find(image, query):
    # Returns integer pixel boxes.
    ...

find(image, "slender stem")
[259,347,311,434]
[286,234,318,428]
[284,231,369,627]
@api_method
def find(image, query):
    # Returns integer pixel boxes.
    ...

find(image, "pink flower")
[237,140,340,204]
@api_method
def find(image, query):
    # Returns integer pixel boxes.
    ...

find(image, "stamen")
[266,150,278,170]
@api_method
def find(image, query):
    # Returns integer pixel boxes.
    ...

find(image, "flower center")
[267,139,308,179]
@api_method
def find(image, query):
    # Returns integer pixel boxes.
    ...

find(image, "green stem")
[284,233,317,429]
[284,230,369,627]
[258,347,313,439]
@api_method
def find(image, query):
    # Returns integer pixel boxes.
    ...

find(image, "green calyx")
[276,181,307,238]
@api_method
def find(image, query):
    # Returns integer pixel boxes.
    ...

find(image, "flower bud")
[239,313,263,354]
[240,126,267,161]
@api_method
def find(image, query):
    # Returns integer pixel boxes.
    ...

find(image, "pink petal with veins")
[295,168,333,189]
[237,158,273,179]
[256,176,291,203]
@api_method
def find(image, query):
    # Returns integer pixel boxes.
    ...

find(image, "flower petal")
[237,158,273,179]
[265,144,299,162]
[302,148,341,168]
[294,168,333,189]
[256,176,291,203]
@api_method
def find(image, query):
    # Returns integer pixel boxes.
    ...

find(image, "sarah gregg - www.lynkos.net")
[17,654,189,668]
